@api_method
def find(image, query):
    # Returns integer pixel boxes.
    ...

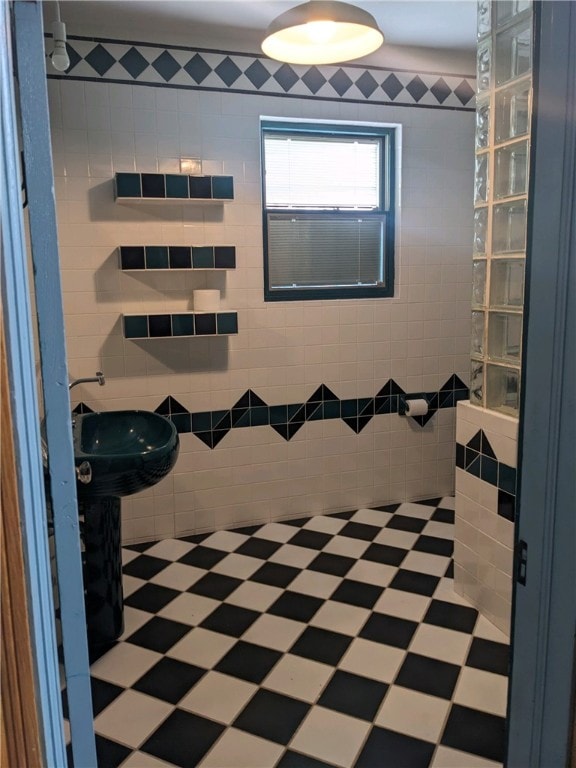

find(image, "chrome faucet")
[69,371,105,391]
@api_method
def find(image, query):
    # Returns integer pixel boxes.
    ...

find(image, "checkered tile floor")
[71,498,510,768]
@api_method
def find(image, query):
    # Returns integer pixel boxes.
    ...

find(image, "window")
[261,119,396,301]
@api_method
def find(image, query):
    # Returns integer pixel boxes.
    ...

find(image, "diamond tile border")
[74,375,468,448]
[45,36,476,111]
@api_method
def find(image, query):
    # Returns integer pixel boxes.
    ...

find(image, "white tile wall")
[48,73,474,544]
[454,402,518,636]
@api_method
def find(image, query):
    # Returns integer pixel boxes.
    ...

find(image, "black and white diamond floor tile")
[75,498,509,768]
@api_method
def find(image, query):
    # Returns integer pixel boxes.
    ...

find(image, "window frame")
[261,119,396,302]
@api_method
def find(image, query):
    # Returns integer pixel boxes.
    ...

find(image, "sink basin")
[72,410,179,497]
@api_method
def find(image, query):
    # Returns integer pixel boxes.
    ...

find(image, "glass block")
[495,17,532,86]
[486,364,520,413]
[475,153,489,203]
[472,259,487,307]
[496,0,531,27]
[488,312,522,362]
[476,99,490,149]
[477,39,491,93]
[495,82,531,143]
[470,359,484,406]
[490,259,525,307]
[492,200,527,253]
[495,141,528,198]
[471,310,485,356]
[474,207,489,255]
[477,0,491,39]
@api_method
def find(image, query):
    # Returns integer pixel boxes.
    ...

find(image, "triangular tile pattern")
[455,429,517,521]
[45,36,475,111]
[71,402,94,415]
[149,376,468,450]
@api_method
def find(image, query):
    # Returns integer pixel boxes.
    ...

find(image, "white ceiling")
[49,1,477,52]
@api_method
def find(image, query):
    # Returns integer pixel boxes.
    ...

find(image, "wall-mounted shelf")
[123,312,238,339]
[115,172,234,202]
[119,245,236,270]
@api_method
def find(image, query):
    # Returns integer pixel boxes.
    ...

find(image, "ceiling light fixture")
[261,0,384,66]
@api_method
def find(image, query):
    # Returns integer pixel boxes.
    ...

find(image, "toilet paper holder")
[399,395,429,417]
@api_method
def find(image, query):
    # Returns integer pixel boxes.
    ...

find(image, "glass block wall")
[472,0,533,415]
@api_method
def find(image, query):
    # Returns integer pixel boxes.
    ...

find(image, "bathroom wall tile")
[51,62,474,544]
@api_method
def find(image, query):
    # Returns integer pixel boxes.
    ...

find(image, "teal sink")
[72,410,179,497]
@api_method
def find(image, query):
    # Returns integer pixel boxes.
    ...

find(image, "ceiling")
[47,1,477,53]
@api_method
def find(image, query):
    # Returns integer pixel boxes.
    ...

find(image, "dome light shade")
[261,1,384,65]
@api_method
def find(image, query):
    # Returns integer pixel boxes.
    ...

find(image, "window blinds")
[264,133,381,210]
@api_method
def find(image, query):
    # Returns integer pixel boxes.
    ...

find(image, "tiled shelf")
[123,312,238,339]
[119,245,236,270]
[115,172,234,202]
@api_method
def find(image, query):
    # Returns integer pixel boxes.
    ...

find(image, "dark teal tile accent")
[189,176,212,198]
[154,375,468,447]
[286,404,302,422]
[212,176,234,199]
[250,407,269,426]
[172,314,195,336]
[465,447,479,469]
[216,313,238,335]
[481,432,497,459]
[269,405,288,425]
[115,173,141,197]
[212,411,231,430]
[212,431,228,448]
[341,400,358,418]
[322,400,340,419]
[235,411,251,428]
[192,412,212,432]
[192,247,215,268]
[165,396,188,415]
[375,396,393,414]
[455,443,465,469]
[155,397,171,415]
[306,402,322,420]
[146,246,169,269]
[214,247,236,269]
[149,315,171,337]
[169,247,192,269]
[498,464,517,495]
[439,391,454,408]
[120,246,145,269]
[166,174,189,198]
[142,173,165,198]
[480,455,498,486]
[289,405,306,423]
[124,315,148,338]
[171,413,192,433]
[498,490,515,522]
[194,313,216,335]
[468,454,481,478]
[468,431,481,451]
[359,398,374,416]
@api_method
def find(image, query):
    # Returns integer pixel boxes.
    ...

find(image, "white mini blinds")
[261,121,396,301]
[263,134,381,210]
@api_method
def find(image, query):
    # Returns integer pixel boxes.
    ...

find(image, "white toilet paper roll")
[405,398,429,417]
[193,289,220,312]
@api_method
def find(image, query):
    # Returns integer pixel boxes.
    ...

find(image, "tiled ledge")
[123,312,238,338]
[115,172,234,201]
[119,245,236,270]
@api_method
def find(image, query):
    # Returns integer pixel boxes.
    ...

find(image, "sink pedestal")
[80,496,124,648]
